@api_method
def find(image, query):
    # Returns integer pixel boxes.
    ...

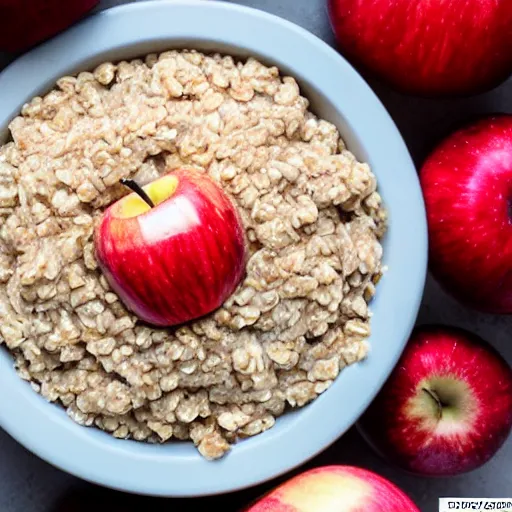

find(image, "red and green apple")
[357,325,512,476]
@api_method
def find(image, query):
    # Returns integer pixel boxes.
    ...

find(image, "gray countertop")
[1,1,511,511]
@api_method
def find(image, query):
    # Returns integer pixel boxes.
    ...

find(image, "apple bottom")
[358,326,512,476]
[243,466,419,511]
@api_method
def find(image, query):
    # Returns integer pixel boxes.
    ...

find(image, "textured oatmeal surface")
[0,50,386,459]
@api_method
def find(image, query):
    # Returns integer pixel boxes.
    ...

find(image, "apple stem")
[422,388,443,419]
[120,178,155,208]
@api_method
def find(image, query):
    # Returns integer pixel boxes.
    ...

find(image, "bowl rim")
[0,0,428,497]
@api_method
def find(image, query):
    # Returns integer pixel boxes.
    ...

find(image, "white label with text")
[439,498,512,511]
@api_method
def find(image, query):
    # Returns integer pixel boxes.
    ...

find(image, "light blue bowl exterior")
[0,0,428,497]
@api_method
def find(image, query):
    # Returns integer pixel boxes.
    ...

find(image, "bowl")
[0,0,428,497]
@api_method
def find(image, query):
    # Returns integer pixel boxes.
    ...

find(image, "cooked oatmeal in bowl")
[0,48,386,459]
[0,0,427,496]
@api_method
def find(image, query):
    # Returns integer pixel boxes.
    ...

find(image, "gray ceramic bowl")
[0,0,427,497]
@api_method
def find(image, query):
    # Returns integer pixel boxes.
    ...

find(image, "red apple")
[94,169,247,327]
[357,325,512,476]
[0,0,99,53]
[243,465,419,512]
[327,0,512,96]
[420,115,512,313]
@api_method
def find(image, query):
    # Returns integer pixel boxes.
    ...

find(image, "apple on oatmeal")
[0,50,386,460]
[95,168,247,327]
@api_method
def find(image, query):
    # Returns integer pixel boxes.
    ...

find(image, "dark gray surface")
[0,1,511,511]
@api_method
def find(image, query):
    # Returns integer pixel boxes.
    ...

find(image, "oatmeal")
[0,50,386,459]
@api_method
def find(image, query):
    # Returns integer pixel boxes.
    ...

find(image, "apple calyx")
[120,178,155,208]
[414,377,476,430]
[422,388,443,420]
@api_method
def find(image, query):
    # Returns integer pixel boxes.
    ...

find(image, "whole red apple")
[358,325,512,476]
[327,0,512,96]
[421,115,512,313]
[243,465,419,512]
[95,169,247,327]
[0,0,99,53]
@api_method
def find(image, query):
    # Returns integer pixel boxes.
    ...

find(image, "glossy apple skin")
[95,168,246,327]
[358,326,512,476]
[420,115,512,313]
[0,0,99,52]
[243,466,419,512]
[327,0,512,97]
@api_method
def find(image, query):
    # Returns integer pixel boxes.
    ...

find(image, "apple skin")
[0,0,99,53]
[327,0,512,97]
[420,115,512,313]
[357,325,512,477]
[242,465,419,512]
[95,168,247,327]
